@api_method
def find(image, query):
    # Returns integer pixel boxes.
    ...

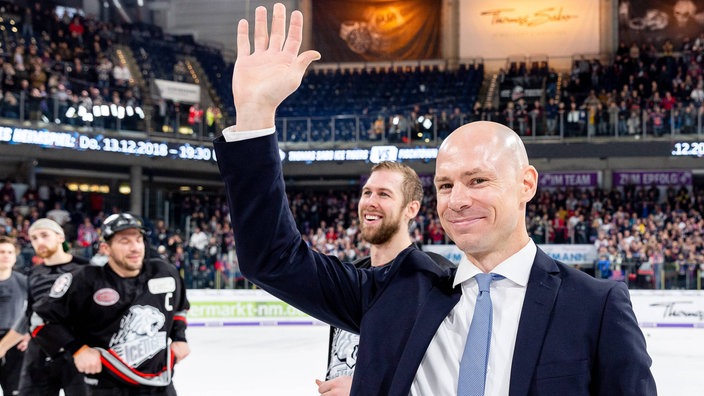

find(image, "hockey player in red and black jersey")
[33,213,190,396]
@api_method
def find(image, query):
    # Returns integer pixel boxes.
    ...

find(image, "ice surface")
[3,325,699,395]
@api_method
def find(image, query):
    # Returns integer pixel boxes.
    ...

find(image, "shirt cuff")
[222,125,276,142]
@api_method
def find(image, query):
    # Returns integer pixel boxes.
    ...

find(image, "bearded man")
[316,162,454,395]
[0,218,89,395]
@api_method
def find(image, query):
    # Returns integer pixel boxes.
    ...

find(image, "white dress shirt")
[411,240,536,396]
[222,125,274,142]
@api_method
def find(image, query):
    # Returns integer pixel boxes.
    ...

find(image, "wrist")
[233,104,276,131]
[72,344,90,357]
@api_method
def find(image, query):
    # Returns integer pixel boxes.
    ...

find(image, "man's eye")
[437,183,452,191]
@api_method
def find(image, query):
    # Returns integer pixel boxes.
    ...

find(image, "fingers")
[295,50,322,76]
[253,5,269,52]
[316,376,352,395]
[282,9,303,58]
[269,3,287,51]
[236,19,250,58]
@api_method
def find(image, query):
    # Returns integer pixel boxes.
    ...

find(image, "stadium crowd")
[5,1,704,144]
[0,2,149,128]
[481,36,704,138]
[0,178,702,291]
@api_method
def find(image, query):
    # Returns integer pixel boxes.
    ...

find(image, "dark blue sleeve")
[595,282,657,395]
[214,135,371,333]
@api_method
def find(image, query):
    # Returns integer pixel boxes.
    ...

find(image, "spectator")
[173,60,188,82]
[205,104,223,137]
[187,102,204,134]
[46,202,70,228]
[112,61,131,87]
[76,217,98,257]
[67,16,85,46]
[188,225,209,253]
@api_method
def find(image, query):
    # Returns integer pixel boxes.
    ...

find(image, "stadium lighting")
[118,183,131,194]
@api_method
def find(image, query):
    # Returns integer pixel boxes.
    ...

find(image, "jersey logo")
[327,328,359,380]
[93,288,120,306]
[49,273,72,298]
[110,305,167,368]
[148,277,176,294]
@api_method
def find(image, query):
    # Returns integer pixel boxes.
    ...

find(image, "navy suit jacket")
[214,134,656,396]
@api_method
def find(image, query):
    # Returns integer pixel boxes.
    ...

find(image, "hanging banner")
[423,244,596,265]
[612,170,693,187]
[312,0,440,62]
[618,0,704,48]
[459,0,600,59]
[538,171,601,188]
[154,79,201,103]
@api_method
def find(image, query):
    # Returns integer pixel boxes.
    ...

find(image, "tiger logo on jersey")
[109,305,167,367]
[327,328,359,380]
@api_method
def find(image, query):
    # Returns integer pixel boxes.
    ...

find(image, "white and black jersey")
[325,257,370,380]
[325,249,455,380]
[32,258,189,390]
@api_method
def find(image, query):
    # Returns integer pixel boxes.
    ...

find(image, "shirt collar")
[453,239,536,288]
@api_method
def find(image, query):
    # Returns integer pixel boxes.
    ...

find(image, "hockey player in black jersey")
[33,213,190,396]
[0,218,89,396]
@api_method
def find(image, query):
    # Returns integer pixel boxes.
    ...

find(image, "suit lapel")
[509,250,561,396]
[389,279,461,395]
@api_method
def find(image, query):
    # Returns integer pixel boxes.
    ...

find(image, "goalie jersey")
[32,258,189,389]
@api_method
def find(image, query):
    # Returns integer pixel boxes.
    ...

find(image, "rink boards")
[187,289,704,328]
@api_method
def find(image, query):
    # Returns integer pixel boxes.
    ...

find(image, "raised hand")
[232,3,321,131]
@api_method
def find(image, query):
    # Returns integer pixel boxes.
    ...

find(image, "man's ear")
[521,165,538,203]
[406,200,421,221]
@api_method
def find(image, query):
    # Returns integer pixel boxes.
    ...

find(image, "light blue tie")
[457,273,504,396]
